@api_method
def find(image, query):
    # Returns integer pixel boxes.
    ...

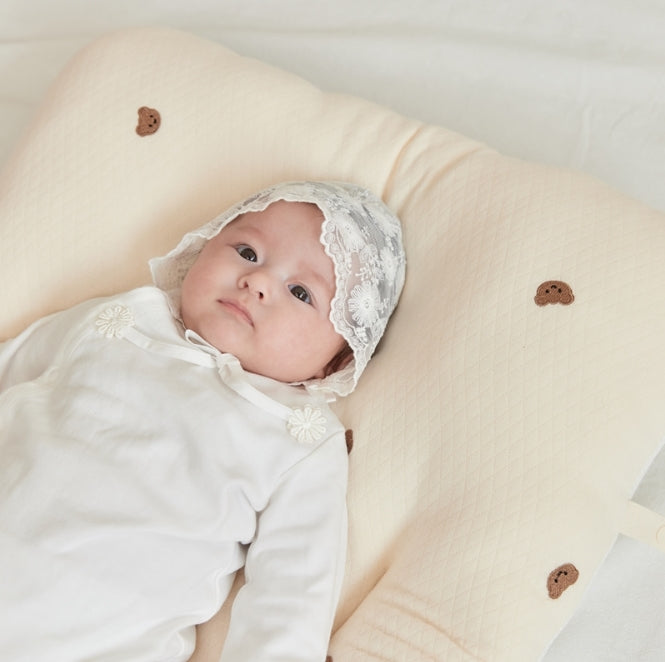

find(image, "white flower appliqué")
[287,405,327,444]
[95,305,135,338]
[348,281,381,327]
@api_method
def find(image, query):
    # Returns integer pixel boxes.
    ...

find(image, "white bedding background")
[2,0,664,213]
[1,2,664,661]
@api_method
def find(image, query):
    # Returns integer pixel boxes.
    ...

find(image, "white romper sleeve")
[0,300,98,390]
[220,429,348,662]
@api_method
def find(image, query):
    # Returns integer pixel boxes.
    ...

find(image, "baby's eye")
[236,245,257,262]
[289,284,312,304]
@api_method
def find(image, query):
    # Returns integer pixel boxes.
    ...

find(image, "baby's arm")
[220,431,348,662]
[0,299,98,390]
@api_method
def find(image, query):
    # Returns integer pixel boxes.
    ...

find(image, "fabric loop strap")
[620,500,665,553]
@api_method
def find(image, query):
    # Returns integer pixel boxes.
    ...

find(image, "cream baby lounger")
[2,28,665,661]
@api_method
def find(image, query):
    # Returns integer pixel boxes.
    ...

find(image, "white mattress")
[2,2,664,660]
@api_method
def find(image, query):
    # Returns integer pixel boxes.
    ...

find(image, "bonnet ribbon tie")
[184,330,329,442]
[185,331,328,443]
[98,305,325,441]
[117,323,293,420]
[184,330,294,422]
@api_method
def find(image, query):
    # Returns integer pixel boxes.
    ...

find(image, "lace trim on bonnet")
[149,181,406,398]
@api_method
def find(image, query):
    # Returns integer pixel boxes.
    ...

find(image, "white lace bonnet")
[150,181,406,397]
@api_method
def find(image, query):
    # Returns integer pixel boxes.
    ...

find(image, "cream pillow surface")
[2,27,665,661]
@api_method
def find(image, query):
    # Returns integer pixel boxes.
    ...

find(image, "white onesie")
[0,286,348,662]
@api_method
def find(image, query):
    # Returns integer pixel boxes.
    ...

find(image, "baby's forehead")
[220,212,260,234]
[249,199,322,220]
[221,200,323,234]
[216,201,333,263]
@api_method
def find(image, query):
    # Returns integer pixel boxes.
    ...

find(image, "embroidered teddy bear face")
[547,563,579,599]
[136,106,161,136]
[534,281,574,306]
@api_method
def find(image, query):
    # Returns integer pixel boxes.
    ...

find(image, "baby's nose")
[240,270,272,299]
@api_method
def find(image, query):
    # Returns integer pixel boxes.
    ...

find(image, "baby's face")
[180,200,346,383]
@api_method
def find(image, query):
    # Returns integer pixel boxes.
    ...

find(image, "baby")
[0,181,406,662]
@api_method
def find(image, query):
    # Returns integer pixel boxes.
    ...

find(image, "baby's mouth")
[218,300,254,326]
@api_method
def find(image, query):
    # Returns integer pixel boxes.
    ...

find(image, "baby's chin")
[190,330,328,383]
[242,362,325,385]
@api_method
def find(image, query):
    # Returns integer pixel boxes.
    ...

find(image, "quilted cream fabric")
[2,28,665,661]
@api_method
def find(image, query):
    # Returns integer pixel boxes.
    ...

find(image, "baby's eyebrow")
[301,263,336,301]
[229,223,263,241]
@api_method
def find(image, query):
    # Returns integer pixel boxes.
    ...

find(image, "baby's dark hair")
[323,342,354,378]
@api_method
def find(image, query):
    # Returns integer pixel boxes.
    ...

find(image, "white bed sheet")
[1,2,664,660]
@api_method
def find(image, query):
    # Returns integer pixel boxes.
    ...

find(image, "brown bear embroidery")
[547,563,579,599]
[136,106,161,136]
[534,281,574,306]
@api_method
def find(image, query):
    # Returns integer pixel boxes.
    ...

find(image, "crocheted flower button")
[95,305,135,338]
[287,405,327,444]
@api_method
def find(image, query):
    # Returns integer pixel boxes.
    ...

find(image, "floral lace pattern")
[95,305,134,338]
[287,405,327,444]
[150,181,406,397]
